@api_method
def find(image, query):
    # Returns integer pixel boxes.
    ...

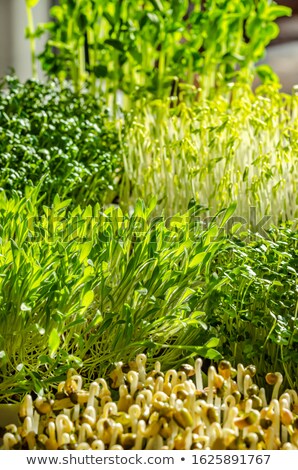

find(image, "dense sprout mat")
[1,355,298,450]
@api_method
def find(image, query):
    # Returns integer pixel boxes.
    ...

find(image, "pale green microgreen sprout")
[120,84,298,222]
[25,0,40,78]
[0,188,297,402]
[26,0,291,109]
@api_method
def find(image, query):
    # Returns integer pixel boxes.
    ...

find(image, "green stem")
[26,5,37,78]
[158,44,166,99]
[87,28,96,96]
[67,19,78,91]
[78,41,86,90]
[280,345,294,389]
[288,297,298,348]
[112,51,119,118]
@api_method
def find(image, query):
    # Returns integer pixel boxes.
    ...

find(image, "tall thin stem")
[26,4,37,78]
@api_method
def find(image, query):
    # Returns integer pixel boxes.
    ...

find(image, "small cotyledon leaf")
[204,337,220,349]
[26,0,40,8]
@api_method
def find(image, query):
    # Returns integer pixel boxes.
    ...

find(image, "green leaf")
[50,6,64,22]
[188,252,207,269]
[54,197,72,212]
[205,349,222,360]
[219,202,237,228]
[81,290,94,309]
[264,22,280,42]
[205,337,220,348]
[230,222,244,235]
[79,241,93,263]
[246,16,261,39]
[134,199,145,218]
[256,64,279,84]
[48,328,60,356]
[267,6,292,21]
[146,196,157,217]
[26,0,40,8]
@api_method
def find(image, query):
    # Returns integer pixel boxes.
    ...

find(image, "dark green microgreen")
[0,75,122,207]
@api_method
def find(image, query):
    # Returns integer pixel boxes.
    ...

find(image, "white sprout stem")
[77,443,90,450]
[285,389,298,406]
[223,406,239,435]
[134,420,146,450]
[185,392,196,421]
[178,371,187,383]
[280,396,291,443]
[266,426,275,450]
[32,410,40,434]
[96,378,110,399]
[25,395,33,418]
[136,354,147,383]
[209,422,222,448]
[154,376,164,392]
[214,396,221,422]
[72,403,80,422]
[223,395,236,423]
[91,440,105,450]
[195,358,203,391]
[71,374,83,391]
[279,393,291,408]
[184,427,193,450]
[127,370,139,397]
[245,398,253,413]
[62,409,71,419]
[169,393,177,408]
[145,433,163,450]
[47,421,57,449]
[109,423,123,449]
[102,402,118,419]
[247,432,258,450]
[193,403,204,429]
[281,425,288,444]
[164,370,178,395]
[78,423,93,444]
[23,416,33,434]
[207,366,216,405]
[87,382,99,408]
[166,421,179,450]
[269,399,281,441]
[83,406,97,427]
[56,415,73,448]
[129,404,141,434]
[243,374,252,399]
[272,373,283,400]
[61,432,70,447]
[259,388,267,407]
[3,433,18,450]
